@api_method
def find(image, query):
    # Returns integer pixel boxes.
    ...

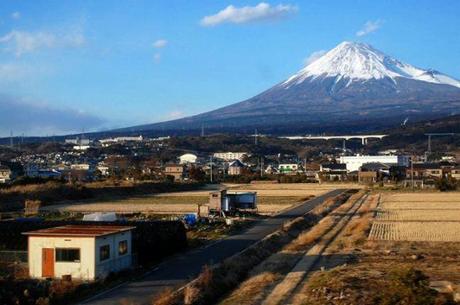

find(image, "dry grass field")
[369,192,460,242]
[42,183,346,215]
[43,195,310,214]
[225,182,361,197]
[369,222,460,242]
[213,191,460,305]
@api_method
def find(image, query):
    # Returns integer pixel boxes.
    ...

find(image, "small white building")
[278,164,299,174]
[213,152,248,161]
[24,225,134,281]
[179,153,198,164]
[0,165,12,183]
[339,155,410,172]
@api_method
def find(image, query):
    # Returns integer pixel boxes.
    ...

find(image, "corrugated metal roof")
[23,225,135,237]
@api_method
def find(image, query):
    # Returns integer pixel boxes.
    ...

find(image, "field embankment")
[0,181,206,212]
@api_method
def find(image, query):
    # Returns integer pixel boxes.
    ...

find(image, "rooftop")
[23,225,135,237]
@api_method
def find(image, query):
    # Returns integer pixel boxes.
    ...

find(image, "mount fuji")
[122,41,460,134]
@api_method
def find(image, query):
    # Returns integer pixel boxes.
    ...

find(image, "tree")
[436,177,457,191]
[189,166,206,182]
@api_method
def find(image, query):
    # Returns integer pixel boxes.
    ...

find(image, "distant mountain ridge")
[119,41,460,134]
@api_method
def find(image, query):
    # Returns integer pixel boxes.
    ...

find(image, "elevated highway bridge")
[282,134,388,145]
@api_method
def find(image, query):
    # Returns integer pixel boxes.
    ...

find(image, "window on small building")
[100,245,110,261]
[118,240,128,256]
[56,248,80,262]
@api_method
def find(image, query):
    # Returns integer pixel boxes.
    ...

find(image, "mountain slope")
[121,41,460,134]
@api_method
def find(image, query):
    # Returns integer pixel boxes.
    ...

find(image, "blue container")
[184,214,197,226]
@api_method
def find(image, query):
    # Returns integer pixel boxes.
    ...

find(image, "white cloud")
[356,20,383,37]
[0,63,29,82]
[0,29,85,56]
[0,62,52,84]
[304,50,326,66]
[153,39,168,48]
[165,110,185,120]
[153,53,161,63]
[200,2,298,27]
[11,11,21,19]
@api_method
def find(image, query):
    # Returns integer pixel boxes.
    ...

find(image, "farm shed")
[208,190,257,213]
[23,225,134,281]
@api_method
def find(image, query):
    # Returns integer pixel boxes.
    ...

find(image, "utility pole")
[209,156,213,183]
[425,133,456,155]
[9,131,13,148]
[342,139,346,153]
[427,134,432,153]
[260,156,264,177]
[222,162,226,180]
[410,155,414,190]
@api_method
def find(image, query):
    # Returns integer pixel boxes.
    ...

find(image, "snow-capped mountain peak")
[282,41,460,88]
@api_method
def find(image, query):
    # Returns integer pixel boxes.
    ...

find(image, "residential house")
[164,164,186,181]
[320,163,347,181]
[0,165,12,183]
[406,163,443,180]
[360,162,392,176]
[228,160,246,176]
[358,171,378,184]
[304,163,320,181]
[264,164,279,175]
[450,166,460,180]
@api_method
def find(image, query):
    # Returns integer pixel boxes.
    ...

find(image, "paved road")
[80,189,346,305]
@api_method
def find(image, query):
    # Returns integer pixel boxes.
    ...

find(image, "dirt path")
[260,192,368,305]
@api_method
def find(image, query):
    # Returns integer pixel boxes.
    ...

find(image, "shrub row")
[0,181,204,212]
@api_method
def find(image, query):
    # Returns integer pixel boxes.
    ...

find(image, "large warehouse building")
[339,155,410,172]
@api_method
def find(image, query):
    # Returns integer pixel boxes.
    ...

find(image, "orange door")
[42,248,54,278]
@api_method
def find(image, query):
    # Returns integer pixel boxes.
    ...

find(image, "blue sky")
[0,0,459,136]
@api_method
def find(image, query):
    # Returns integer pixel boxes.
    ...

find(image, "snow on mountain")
[282,41,460,88]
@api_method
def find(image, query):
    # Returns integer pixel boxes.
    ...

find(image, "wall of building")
[213,152,247,161]
[339,155,409,172]
[28,236,96,280]
[94,231,132,278]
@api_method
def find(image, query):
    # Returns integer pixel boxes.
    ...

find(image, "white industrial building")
[339,155,410,172]
[99,136,143,146]
[24,225,134,281]
[179,153,198,164]
[213,152,248,161]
